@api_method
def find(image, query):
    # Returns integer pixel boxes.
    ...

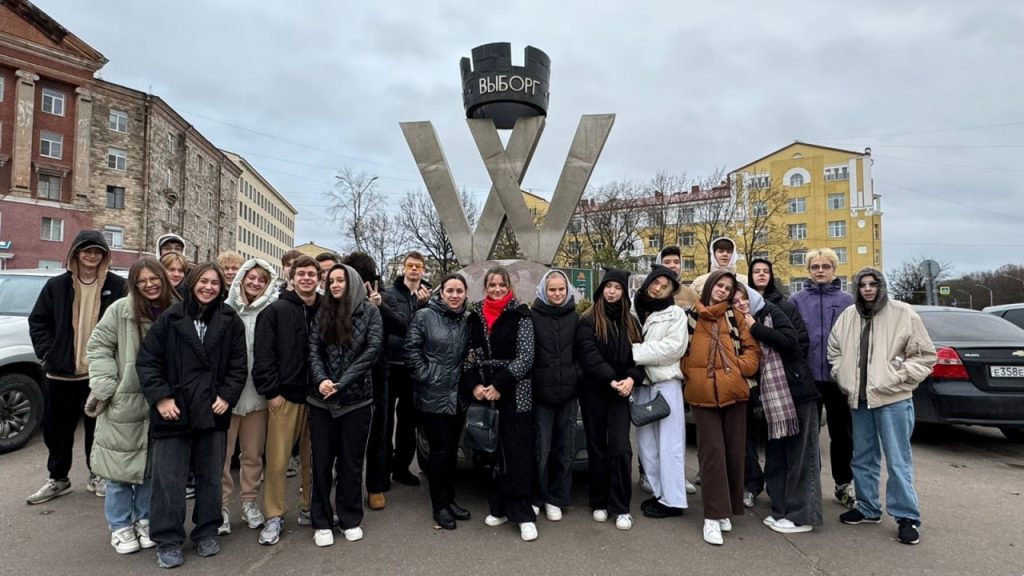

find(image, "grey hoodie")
[535,269,579,307]
[155,233,187,257]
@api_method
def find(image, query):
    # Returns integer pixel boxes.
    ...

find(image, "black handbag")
[464,402,499,454]
[629,390,671,427]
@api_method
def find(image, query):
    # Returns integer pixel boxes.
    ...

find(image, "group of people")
[24,230,937,569]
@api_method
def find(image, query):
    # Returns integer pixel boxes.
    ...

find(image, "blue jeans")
[851,398,920,524]
[105,479,152,531]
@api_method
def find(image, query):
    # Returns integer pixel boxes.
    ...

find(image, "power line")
[814,120,1024,140]
[876,178,1024,223]
[869,144,1024,150]
[872,154,1024,173]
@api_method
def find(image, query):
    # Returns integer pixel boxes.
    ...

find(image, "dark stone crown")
[460,43,550,130]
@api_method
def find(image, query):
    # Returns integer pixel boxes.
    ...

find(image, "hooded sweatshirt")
[748,258,809,357]
[531,270,580,404]
[226,258,279,415]
[29,230,126,379]
[689,236,748,296]
[632,266,688,384]
[656,249,699,308]
[155,233,187,257]
[827,267,937,409]
[791,275,854,382]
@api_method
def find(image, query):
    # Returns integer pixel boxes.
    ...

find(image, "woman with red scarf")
[464,266,537,542]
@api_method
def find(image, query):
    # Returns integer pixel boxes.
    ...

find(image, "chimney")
[691,185,700,194]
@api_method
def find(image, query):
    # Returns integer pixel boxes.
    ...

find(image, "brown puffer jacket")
[681,301,762,408]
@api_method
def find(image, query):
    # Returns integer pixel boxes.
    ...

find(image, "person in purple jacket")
[789,248,856,509]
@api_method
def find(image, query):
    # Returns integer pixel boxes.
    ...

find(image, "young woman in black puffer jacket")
[307,264,382,547]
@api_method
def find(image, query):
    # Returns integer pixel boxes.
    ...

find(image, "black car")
[914,306,1024,443]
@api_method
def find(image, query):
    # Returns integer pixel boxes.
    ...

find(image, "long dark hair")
[127,257,177,342]
[582,281,642,344]
[319,264,353,347]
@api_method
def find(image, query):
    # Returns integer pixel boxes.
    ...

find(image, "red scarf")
[482,291,514,331]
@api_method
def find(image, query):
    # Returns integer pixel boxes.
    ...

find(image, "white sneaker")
[763,515,778,527]
[314,528,335,547]
[703,519,723,546]
[218,507,231,535]
[615,514,633,530]
[592,509,608,522]
[743,491,755,508]
[110,526,140,554]
[639,473,653,494]
[242,501,265,529]
[719,518,732,532]
[87,474,107,497]
[134,520,155,549]
[343,527,363,542]
[520,522,538,542]
[544,503,562,522]
[770,518,813,534]
[685,480,697,495]
[531,504,540,516]
[484,515,508,527]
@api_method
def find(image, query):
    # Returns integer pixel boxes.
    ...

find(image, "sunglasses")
[404,263,423,271]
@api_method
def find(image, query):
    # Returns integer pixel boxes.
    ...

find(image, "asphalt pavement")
[1,424,1022,575]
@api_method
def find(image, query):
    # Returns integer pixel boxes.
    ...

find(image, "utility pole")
[975,284,993,308]
[955,289,973,310]
[1000,274,1024,301]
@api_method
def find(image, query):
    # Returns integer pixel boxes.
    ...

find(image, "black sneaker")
[641,498,683,519]
[448,502,471,521]
[157,546,184,569]
[897,519,920,545]
[392,469,421,487]
[433,508,456,530]
[840,509,881,525]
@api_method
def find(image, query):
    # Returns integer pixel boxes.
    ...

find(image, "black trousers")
[816,380,854,486]
[365,362,390,493]
[744,402,767,496]
[309,404,372,530]
[534,399,577,508]
[418,411,463,513]
[386,365,416,475]
[578,386,632,516]
[765,401,824,527]
[42,377,95,480]
[150,430,226,550]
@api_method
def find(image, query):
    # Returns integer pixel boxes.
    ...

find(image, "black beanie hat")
[594,267,630,300]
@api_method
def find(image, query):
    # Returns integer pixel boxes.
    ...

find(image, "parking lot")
[1,423,1022,575]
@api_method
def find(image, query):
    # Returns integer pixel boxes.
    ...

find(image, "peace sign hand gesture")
[365,280,382,306]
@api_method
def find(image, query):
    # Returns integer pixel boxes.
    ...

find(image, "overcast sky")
[42,0,1024,275]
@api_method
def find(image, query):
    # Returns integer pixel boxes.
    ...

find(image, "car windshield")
[919,310,1024,342]
[0,275,50,316]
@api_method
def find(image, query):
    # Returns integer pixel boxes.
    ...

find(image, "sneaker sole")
[770,524,813,534]
[841,517,881,525]
[26,487,72,505]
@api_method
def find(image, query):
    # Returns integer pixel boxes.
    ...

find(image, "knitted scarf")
[759,313,800,439]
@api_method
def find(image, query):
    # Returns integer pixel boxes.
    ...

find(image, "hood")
[279,287,321,312]
[535,269,578,308]
[326,263,366,309]
[639,264,680,296]
[708,236,738,272]
[428,288,467,317]
[853,267,889,318]
[155,233,187,256]
[227,258,279,311]
[66,229,111,276]
[594,267,631,300]
[748,257,785,301]
[739,283,766,315]
[802,277,845,295]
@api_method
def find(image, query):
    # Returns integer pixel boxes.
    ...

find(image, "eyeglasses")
[809,264,833,271]
[135,277,162,287]
[404,263,423,271]
[859,282,880,288]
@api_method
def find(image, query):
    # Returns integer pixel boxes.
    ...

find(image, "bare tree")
[732,176,802,268]
[324,167,382,253]
[888,257,953,304]
[685,168,737,272]
[397,188,480,276]
[571,179,647,271]
[362,211,409,282]
[643,171,688,250]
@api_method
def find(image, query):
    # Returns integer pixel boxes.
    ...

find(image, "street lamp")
[975,284,993,308]
[1000,274,1024,301]
[955,289,973,310]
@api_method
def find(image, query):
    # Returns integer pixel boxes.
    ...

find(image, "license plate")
[989,365,1024,378]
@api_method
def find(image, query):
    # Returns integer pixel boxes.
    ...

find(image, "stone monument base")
[457,259,551,305]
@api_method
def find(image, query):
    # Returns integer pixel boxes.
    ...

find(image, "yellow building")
[730,142,882,291]
[223,151,298,275]
[294,241,337,259]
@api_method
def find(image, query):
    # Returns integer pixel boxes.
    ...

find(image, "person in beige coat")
[827,267,936,546]
[86,258,177,554]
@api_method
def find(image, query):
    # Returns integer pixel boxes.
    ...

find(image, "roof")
[730,141,868,174]
[577,184,730,214]
[0,0,106,69]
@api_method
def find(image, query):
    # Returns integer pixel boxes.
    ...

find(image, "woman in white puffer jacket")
[220,258,278,534]
[631,265,690,519]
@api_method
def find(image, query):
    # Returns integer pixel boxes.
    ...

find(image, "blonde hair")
[217,250,244,269]
[805,248,839,270]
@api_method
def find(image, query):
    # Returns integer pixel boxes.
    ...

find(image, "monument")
[400,42,614,300]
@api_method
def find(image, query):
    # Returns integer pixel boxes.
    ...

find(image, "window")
[107,148,127,171]
[751,201,768,217]
[0,75,5,102]
[41,217,63,241]
[752,250,769,260]
[828,220,847,238]
[106,186,125,209]
[747,174,770,190]
[41,88,65,116]
[825,166,849,181]
[592,240,605,251]
[38,260,62,269]
[165,203,173,222]
[108,109,128,132]
[833,247,848,264]
[788,197,806,214]
[789,223,807,240]
[873,223,880,240]
[102,226,124,248]
[790,250,807,266]
[648,237,661,249]
[682,258,696,271]
[789,174,804,187]
[828,193,846,210]
[165,168,173,188]
[38,174,61,200]
[790,277,808,293]
[754,230,769,244]
[40,131,62,159]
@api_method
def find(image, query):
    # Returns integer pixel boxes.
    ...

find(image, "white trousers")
[635,378,688,509]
